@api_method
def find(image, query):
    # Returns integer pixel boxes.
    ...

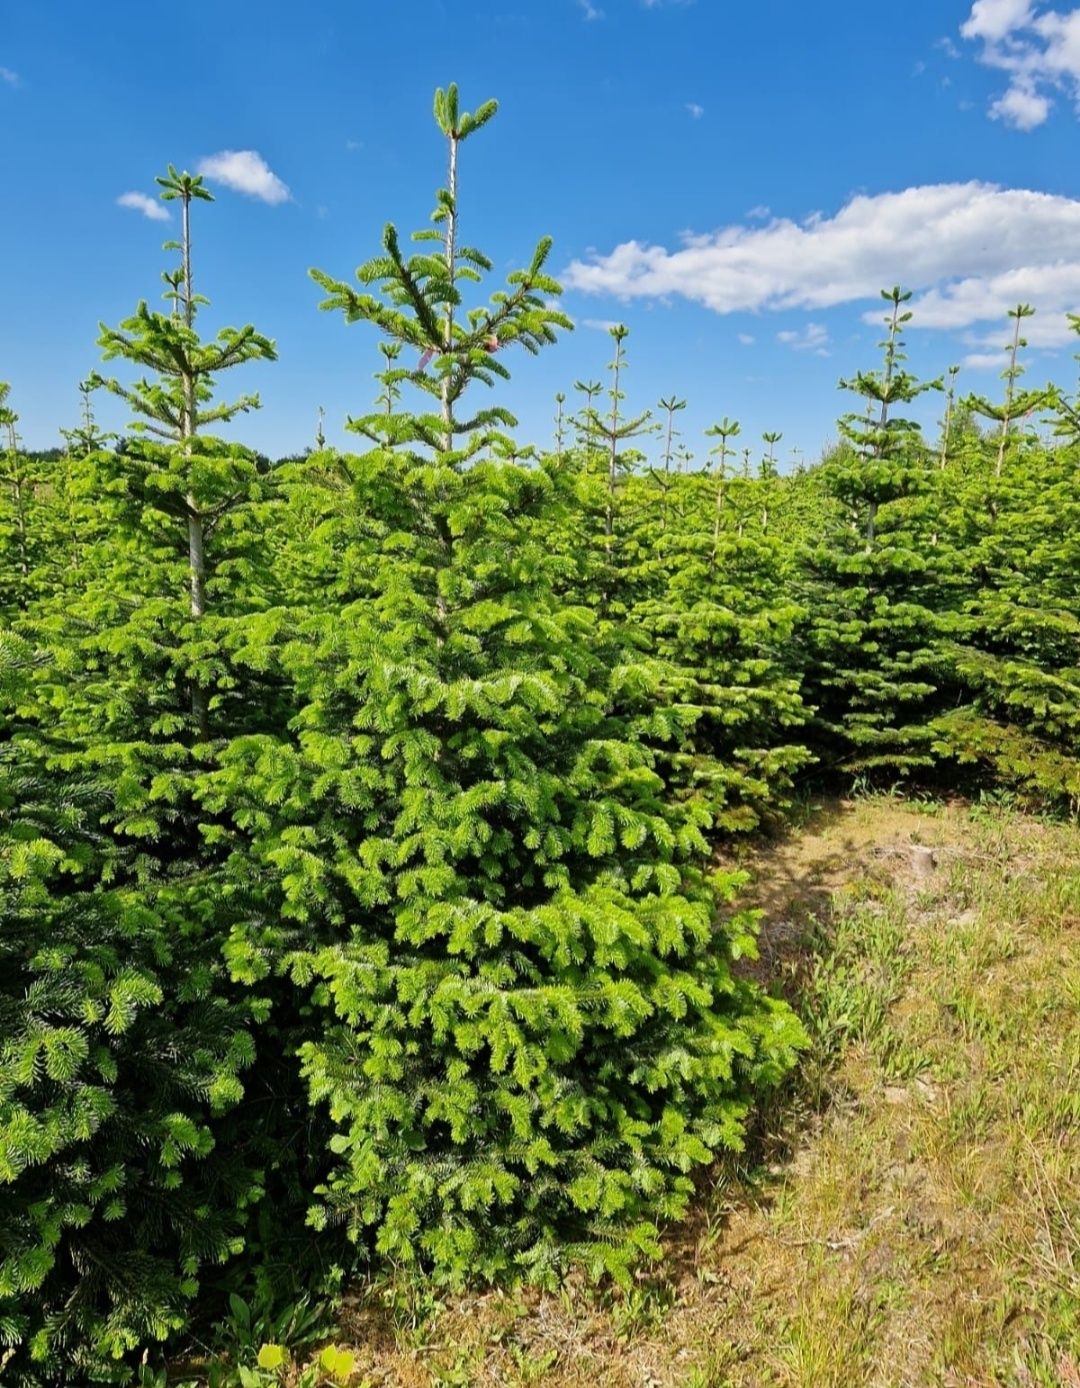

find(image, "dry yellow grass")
[219,797,1080,1388]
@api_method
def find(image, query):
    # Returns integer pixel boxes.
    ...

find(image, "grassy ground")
[212,796,1080,1388]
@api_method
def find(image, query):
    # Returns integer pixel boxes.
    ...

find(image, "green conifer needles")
[230,88,807,1287]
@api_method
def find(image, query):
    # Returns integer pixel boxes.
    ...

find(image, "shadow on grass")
[645,794,911,1292]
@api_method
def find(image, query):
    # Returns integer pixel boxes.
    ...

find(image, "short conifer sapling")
[553,390,567,460]
[0,383,28,590]
[761,430,782,479]
[939,364,959,470]
[60,378,111,458]
[966,304,1052,476]
[837,286,940,545]
[705,416,741,569]
[658,395,687,474]
[576,325,653,553]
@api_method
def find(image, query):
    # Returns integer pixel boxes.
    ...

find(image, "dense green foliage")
[2,84,1079,1384]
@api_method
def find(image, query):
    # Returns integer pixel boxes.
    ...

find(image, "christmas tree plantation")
[6,78,1080,1387]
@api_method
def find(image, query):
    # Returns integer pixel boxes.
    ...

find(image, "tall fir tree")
[206,84,803,1289]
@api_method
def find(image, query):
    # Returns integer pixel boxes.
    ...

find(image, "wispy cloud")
[116,191,170,222]
[196,150,291,204]
[582,317,621,331]
[737,332,756,345]
[960,0,1080,129]
[345,138,362,152]
[685,101,704,118]
[963,350,1012,369]
[778,322,831,356]
[0,66,18,87]
[578,0,604,18]
[565,181,1080,350]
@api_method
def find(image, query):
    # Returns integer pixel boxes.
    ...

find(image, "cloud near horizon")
[565,181,1080,351]
[196,150,291,204]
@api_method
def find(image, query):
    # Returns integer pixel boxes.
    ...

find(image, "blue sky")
[4,0,1080,466]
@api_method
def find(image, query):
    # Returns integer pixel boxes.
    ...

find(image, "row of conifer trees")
[2,85,1079,1384]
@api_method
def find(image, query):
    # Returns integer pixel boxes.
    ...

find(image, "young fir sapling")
[966,304,1053,476]
[799,287,947,775]
[939,364,960,470]
[0,384,29,602]
[704,417,740,570]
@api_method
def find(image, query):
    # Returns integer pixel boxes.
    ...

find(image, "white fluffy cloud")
[902,262,1080,333]
[116,191,170,222]
[962,0,1033,41]
[196,150,291,204]
[961,1,1080,128]
[565,181,1080,343]
[991,82,1052,126]
[0,65,18,86]
[685,101,704,118]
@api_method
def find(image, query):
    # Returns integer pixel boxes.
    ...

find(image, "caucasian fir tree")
[209,85,804,1287]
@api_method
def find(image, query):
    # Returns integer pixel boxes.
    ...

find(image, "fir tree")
[658,395,687,475]
[966,304,1053,476]
[0,172,292,1382]
[577,326,654,551]
[760,430,782,481]
[209,84,803,1290]
[0,384,32,611]
[797,288,950,775]
[931,317,1080,804]
[92,164,276,738]
[705,417,740,569]
[939,364,960,469]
